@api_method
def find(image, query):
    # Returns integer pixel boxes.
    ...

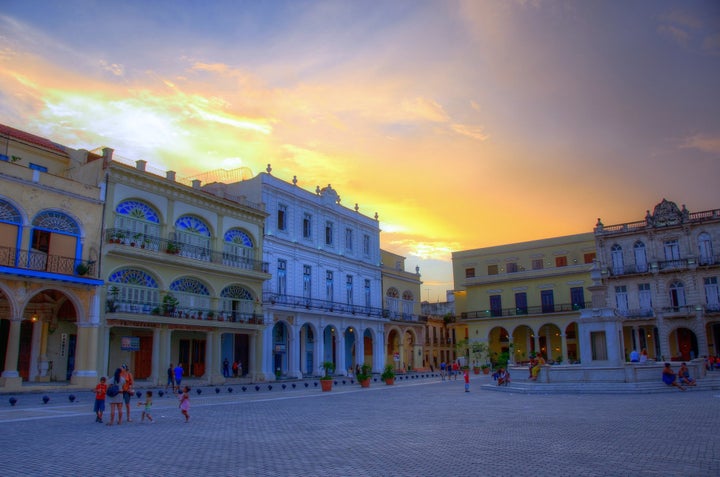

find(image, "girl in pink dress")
[179,386,190,422]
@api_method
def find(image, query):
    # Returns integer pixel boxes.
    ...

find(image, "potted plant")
[381,364,395,385]
[481,364,490,375]
[75,262,89,276]
[162,293,179,316]
[356,364,372,388]
[106,285,119,312]
[320,361,335,392]
[166,241,180,254]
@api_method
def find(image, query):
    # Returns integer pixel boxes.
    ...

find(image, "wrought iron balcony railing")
[0,245,96,278]
[618,308,654,319]
[106,228,268,273]
[262,292,388,319]
[105,299,262,324]
[461,302,585,320]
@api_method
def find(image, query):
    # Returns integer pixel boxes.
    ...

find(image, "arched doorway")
[322,325,337,368]
[670,327,698,361]
[512,325,534,364]
[20,289,78,382]
[344,326,357,374]
[299,323,315,376]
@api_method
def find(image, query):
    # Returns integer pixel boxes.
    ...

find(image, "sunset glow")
[1,0,719,301]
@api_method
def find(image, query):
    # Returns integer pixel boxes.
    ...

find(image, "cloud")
[450,123,489,141]
[99,60,125,77]
[657,24,691,46]
[400,97,449,123]
[681,134,720,154]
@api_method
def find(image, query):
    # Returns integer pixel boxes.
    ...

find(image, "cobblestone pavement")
[0,375,719,476]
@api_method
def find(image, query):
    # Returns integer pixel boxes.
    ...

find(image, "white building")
[212,165,386,378]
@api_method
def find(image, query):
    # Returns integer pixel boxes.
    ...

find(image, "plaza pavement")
[0,374,718,477]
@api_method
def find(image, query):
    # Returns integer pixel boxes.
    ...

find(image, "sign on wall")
[120,336,140,351]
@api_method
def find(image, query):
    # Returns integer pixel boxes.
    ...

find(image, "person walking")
[106,368,126,426]
[178,386,190,422]
[136,390,154,423]
[120,364,134,421]
[174,363,184,392]
[93,376,107,423]
[463,368,470,392]
[166,363,175,392]
[223,358,230,378]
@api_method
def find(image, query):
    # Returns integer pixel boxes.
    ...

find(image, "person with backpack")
[121,364,134,422]
[106,368,126,426]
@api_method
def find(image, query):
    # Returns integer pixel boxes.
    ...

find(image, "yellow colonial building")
[452,233,597,366]
[0,124,106,390]
[381,249,424,371]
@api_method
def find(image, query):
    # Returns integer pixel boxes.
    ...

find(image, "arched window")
[698,232,714,265]
[30,211,81,273]
[633,241,648,273]
[220,285,255,321]
[170,277,211,314]
[175,216,212,261]
[107,268,160,313]
[610,244,624,275]
[0,199,22,264]
[669,280,686,309]
[114,200,161,246]
[223,228,254,268]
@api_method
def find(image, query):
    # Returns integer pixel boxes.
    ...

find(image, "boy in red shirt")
[93,376,107,423]
[464,368,470,392]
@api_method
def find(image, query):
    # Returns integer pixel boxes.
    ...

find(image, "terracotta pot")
[320,380,333,392]
[473,368,481,375]
[384,378,395,385]
[359,378,371,388]
[482,367,490,375]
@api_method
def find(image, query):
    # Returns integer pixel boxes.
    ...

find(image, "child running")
[179,386,190,422]
[136,390,154,422]
[93,376,107,423]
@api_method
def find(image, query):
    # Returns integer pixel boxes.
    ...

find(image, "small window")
[277,205,287,231]
[583,253,596,264]
[325,221,333,246]
[303,214,312,238]
[465,268,475,278]
[488,264,498,275]
[345,228,353,250]
[506,262,518,273]
[555,256,568,267]
[363,234,370,256]
[532,259,544,270]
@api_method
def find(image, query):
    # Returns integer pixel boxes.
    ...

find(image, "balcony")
[106,299,262,324]
[461,302,585,320]
[606,264,651,277]
[618,308,654,319]
[660,304,697,316]
[657,259,689,272]
[262,292,387,319]
[0,245,97,279]
[106,228,268,273]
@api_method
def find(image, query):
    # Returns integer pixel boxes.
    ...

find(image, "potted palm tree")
[381,364,396,385]
[320,361,335,392]
[356,364,372,388]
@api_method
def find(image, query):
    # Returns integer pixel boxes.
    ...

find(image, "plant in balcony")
[106,286,119,312]
[162,293,179,316]
[131,233,142,247]
[381,364,396,385]
[320,361,335,392]
[166,241,180,254]
[75,262,89,276]
[356,364,372,387]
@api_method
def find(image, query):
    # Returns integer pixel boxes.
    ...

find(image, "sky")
[1,0,719,302]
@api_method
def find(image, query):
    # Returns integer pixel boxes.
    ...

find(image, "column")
[0,317,23,389]
[151,327,161,385]
[204,329,214,381]
[316,324,325,377]
[336,326,346,375]
[560,334,567,365]
[71,323,98,386]
[36,320,50,381]
[299,326,307,376]
[374,325,385,373]
[356,328,365,366]
[288,324,302,379]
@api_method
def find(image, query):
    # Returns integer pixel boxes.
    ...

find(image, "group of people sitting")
[662,362,696,391]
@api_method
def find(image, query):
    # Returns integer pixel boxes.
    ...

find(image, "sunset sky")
[1,1,719,302]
